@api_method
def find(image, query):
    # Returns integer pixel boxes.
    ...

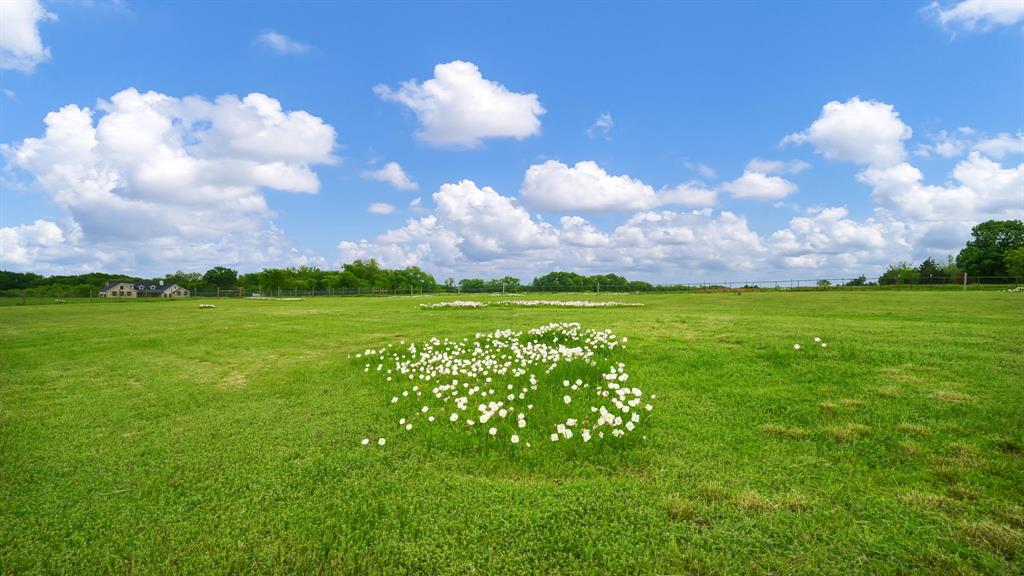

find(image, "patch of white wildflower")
[419,301,488,309]
[420,300,644,309]
[356,322,653,448]
[794,336,829,350]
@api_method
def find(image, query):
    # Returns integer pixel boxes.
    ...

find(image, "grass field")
[2,292,1022,574]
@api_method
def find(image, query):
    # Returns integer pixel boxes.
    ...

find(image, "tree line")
[2,220,1021,297]
[877,219,1024,285]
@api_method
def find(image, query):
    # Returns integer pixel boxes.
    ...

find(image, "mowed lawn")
[1,292,1022,575]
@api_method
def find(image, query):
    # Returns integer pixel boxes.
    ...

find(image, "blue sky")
[1,0,1022,281]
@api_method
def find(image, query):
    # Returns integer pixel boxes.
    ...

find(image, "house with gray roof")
[99,280,190,298]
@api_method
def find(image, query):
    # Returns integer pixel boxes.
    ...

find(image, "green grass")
[1,292,1022,574]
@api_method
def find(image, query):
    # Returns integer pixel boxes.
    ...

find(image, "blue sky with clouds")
[1,0,1022,281]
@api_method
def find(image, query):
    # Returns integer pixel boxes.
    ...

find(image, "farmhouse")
[100,281,191,298]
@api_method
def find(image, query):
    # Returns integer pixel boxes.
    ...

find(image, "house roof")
[101,280,187,293]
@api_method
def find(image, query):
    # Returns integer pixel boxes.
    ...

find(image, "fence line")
[2,276,1021,303]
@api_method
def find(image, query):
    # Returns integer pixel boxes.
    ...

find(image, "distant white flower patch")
[496,300,644,308]
[199,304,217,309]
[356,322,652,448]
[419,300,644,309]
[793,337,829,350]
[419,301,488,309]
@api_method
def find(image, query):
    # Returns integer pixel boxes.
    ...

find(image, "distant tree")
[916,257,951,284]
[459,278,486,292]
[1005,247,1024,278]
[844,275,867,286]
[531,271,588,290]
[444,277,456,289]
[203,266,239,289]
[166,271,202,289]
[880,262,920,285]
[817,279,832,288]
[627,280,653,291]
[956,220,1024,277]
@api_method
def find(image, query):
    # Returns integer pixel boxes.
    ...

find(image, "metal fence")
[2,276,1021,305]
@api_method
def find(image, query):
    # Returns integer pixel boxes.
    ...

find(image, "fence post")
[963,273,967,291]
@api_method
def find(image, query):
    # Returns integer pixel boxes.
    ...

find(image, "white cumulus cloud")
[2,88,337,273]
[521,160,659,212]
[722,171,798,201]
[255,31,311,54]
[0,0,56,72]
[520,160,717,212]
[361,161,418,190]
[745,158,811,174]
[374,60,545,148]
[367,202,396,215]
[782,97,912,167]
[973,132,1024,159]
[928,0,1024,32]
[586,113,614,140]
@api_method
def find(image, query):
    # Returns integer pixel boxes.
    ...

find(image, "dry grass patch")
[994,505,1024,529]
[696,483,731,503]
[900,489,959,513]
[216,371,248,390]
[991,435,1021,455]
[931,462,967,484]
[761,423,811,439]
[875,386,901,398]
[930,390,973,403]
[898,440,924,460]
[946,484,981,502]
[897,422,930,436]
[734,489,775,513]
[819,401,839,413]
[664,496,701,523]
[823,422,870,442]
[838,398,864,409]
[879,364,928,384]
[959,520,1023,561]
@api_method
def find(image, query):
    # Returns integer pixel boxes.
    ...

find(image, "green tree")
[880,262,920,285]
[459,278,486,292]
[1004,247,1024,277]
[203,266,239,289]
[955,220,1024,277]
